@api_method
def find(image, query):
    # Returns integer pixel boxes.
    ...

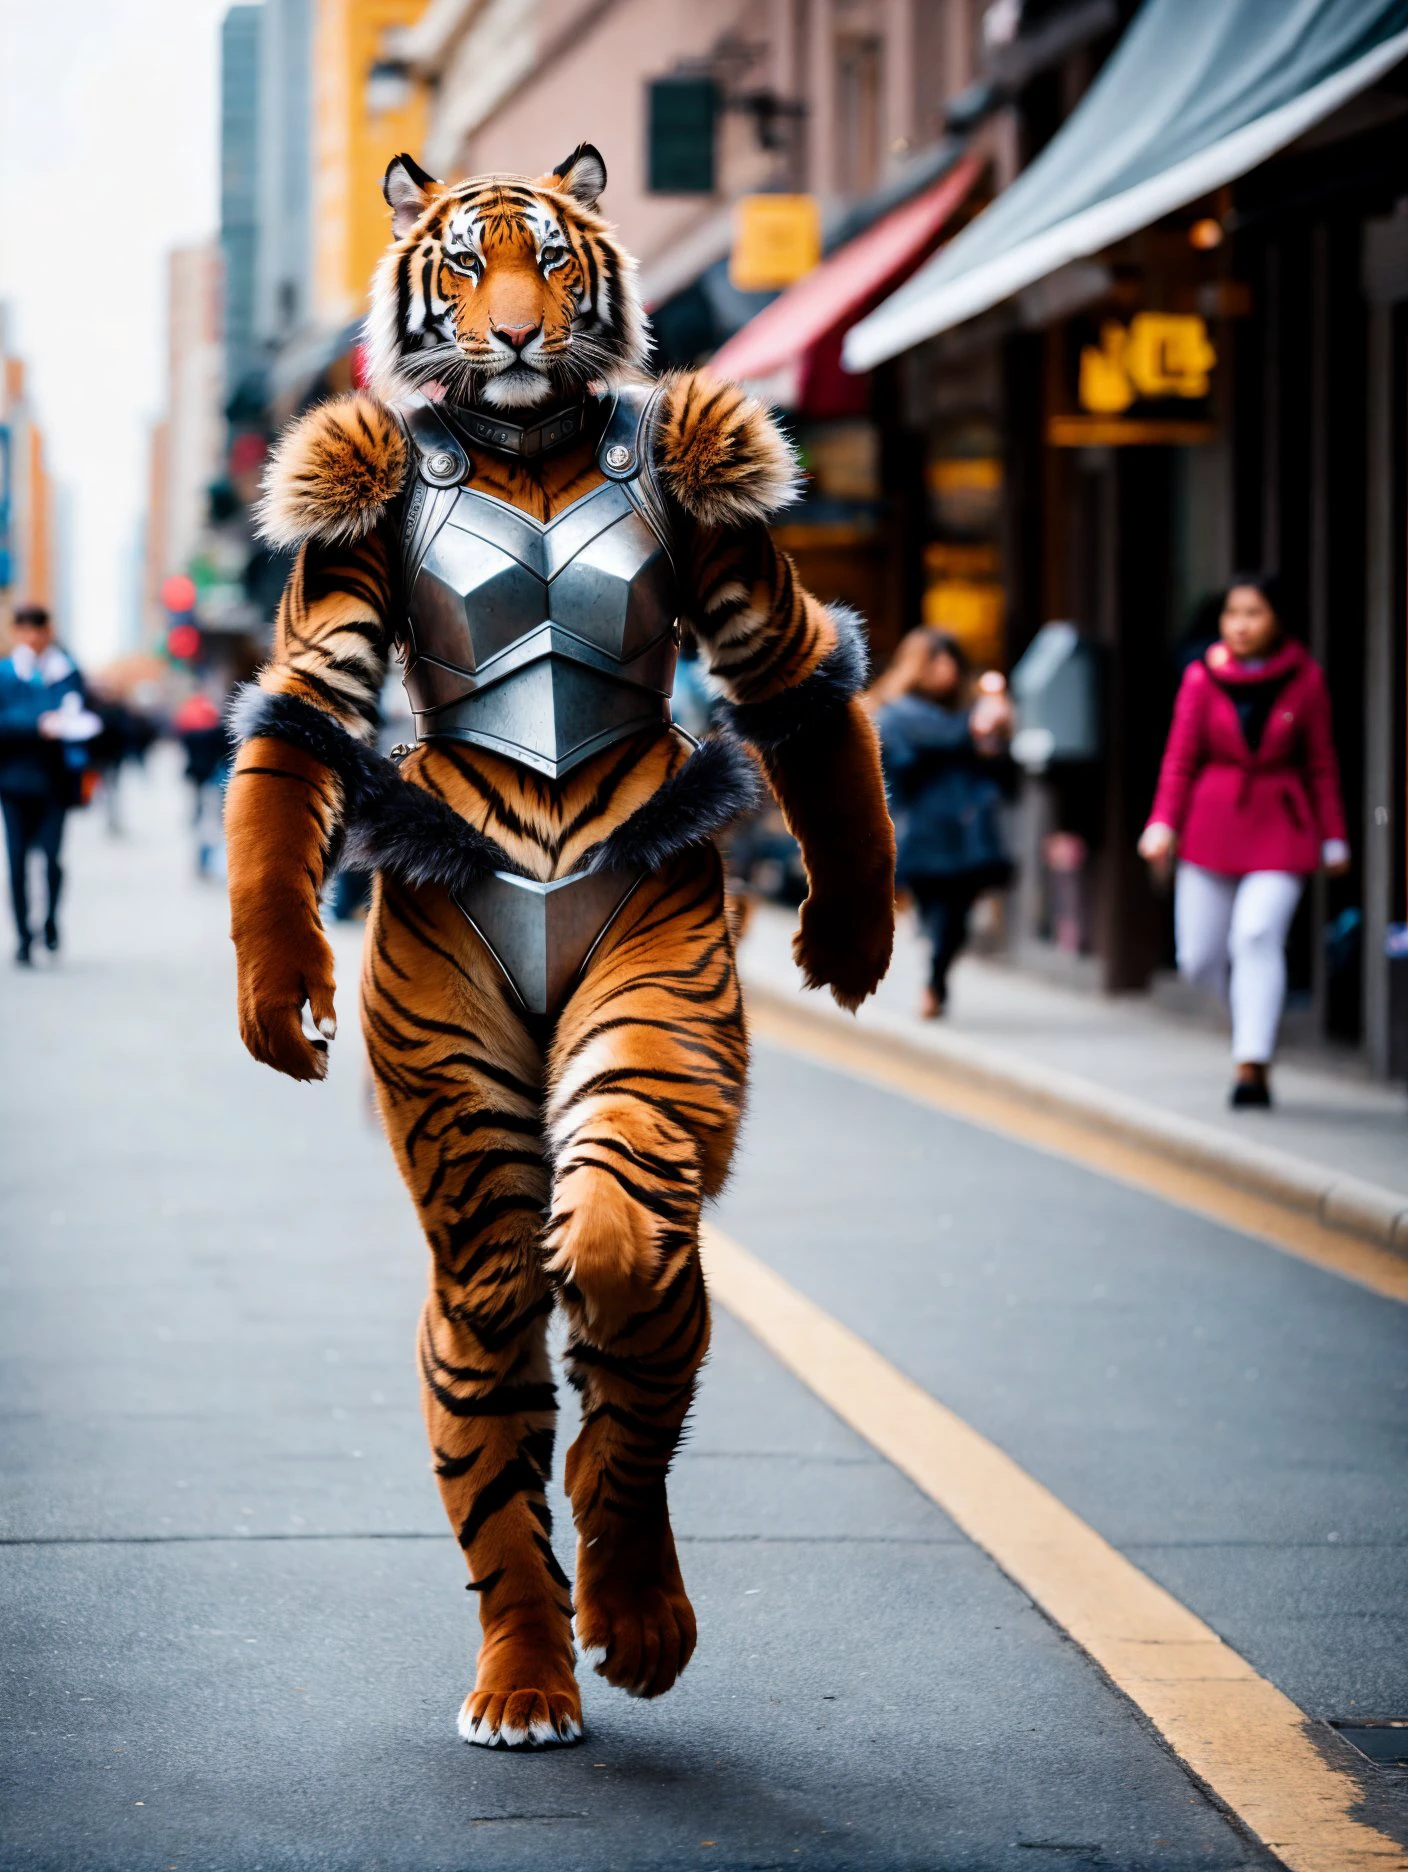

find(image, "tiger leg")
[362,875,579,1747]
[543,847,748,1699]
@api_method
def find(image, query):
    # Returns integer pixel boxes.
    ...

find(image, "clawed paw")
[457,1685,583,1749]
[792,892,893,1012]
[573,1583,697,1700]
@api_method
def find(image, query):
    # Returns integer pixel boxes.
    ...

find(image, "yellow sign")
[926,457,1001,495]
[730,194,821,292]
[1078,314,1216,415]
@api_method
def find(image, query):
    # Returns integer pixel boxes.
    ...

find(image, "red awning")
[710,154,983,386]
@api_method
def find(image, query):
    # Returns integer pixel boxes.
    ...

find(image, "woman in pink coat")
[1139,574,1349,1108]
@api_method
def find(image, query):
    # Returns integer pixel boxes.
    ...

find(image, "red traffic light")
[166,622,201,660]
[161,573,198,614]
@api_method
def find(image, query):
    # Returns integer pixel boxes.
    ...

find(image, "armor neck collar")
[442,395,591,460]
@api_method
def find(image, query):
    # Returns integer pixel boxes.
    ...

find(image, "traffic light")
[161,573,201,661]
[160,574,197,614]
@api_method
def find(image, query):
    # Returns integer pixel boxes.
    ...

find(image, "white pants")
[1174,864,1304,1065]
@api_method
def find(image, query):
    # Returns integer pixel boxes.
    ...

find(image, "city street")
[2,756,1406,1872]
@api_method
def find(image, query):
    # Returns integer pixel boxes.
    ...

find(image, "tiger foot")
[457,1683,583,1749]
[573,1526,697,1700]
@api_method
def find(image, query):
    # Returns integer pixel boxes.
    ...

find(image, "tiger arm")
[679,514,895,1009]
[226,527,396,1079]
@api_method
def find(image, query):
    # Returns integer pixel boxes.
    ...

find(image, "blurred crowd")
[2,566,1349,1112]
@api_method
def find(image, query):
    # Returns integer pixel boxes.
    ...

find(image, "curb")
[742,981,1408,1260]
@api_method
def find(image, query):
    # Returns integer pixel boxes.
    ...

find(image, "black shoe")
[43,917,59,952]
[15,938,32,967]
[1230,1077,1272,1109]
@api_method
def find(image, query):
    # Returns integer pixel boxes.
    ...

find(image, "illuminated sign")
[1078,314,1217,415]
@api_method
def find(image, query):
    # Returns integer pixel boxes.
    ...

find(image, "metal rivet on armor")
[427,451,458,478]
[605,444,633,470]
[389,743,413,761]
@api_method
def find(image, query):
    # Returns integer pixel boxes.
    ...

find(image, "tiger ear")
[545,143,607,211]
[383,153,440,239]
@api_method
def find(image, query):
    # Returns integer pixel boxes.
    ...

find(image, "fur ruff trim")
[585,734,762,874]
[229,685,520,888]
[655,371,800,527]
[255,395,409,549]
[722,605,869,750]
[229,686,759,890]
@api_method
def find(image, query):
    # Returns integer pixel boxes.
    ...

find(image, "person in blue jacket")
[0,604,99,963]
[872,628,1013,1018]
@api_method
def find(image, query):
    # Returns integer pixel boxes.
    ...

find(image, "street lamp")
[365,58,413,119]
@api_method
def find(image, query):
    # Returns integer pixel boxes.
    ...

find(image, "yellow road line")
[700,1224,1405,1872]
[748,998,1408,1306]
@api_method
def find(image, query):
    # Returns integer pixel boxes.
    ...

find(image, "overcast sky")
[0,0,233,663]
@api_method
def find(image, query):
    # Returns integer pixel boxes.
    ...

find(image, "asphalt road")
[1,758,1404,1872]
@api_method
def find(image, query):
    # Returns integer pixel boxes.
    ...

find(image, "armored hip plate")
[402,474,680,778]
[455,867,641,1016]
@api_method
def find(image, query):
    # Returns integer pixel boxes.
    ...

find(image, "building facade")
[311,0,428,336]
[143,245,225,638]
[844,0,1408,1076]
[404,0,979,287]
[0,306,58,626]
[220,6,264,403]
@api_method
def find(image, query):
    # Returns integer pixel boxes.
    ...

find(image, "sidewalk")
[737,901,1408,1243]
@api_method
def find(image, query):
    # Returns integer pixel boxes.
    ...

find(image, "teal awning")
[845,0,1408,370]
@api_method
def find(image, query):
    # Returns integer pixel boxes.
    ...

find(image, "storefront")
[847,0,1408,1074]
[707,155,985,666]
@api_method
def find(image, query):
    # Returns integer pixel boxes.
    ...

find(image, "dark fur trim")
[721,605,869,751]
[228,684,371,773]
[228,686,523,886]
[229,686,760,894]
[585,734,763,874]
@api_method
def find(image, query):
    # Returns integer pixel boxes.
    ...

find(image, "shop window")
[922,417,1006,672]
[775,416,899,654]
[800,420,881,503]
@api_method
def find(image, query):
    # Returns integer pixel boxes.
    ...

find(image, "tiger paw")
[792,886,893,1013]
[573,1529,697,1700]
[457,1682,583,1749]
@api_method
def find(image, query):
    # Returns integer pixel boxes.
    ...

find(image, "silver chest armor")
[397,388,679,779]
[394,389,678,1017]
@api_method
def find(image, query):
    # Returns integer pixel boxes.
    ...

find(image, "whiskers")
[391,315,635,411]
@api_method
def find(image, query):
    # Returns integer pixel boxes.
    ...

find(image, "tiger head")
[365,144,649,413]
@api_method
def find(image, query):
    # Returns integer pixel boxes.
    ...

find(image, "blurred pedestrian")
[0,604,101,963]
[872,629,1013,1019]
[172,692,235,879]
[1139,573,1349,1108]
[88,697,157,836]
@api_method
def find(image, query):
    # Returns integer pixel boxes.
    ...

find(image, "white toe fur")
[457,1696,583,1748]
[572,1617,608,1670]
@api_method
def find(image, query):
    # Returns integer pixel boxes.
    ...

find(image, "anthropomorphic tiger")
[226,143,895,1749]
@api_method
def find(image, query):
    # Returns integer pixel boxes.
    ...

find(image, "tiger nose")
[494,321,539,351]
